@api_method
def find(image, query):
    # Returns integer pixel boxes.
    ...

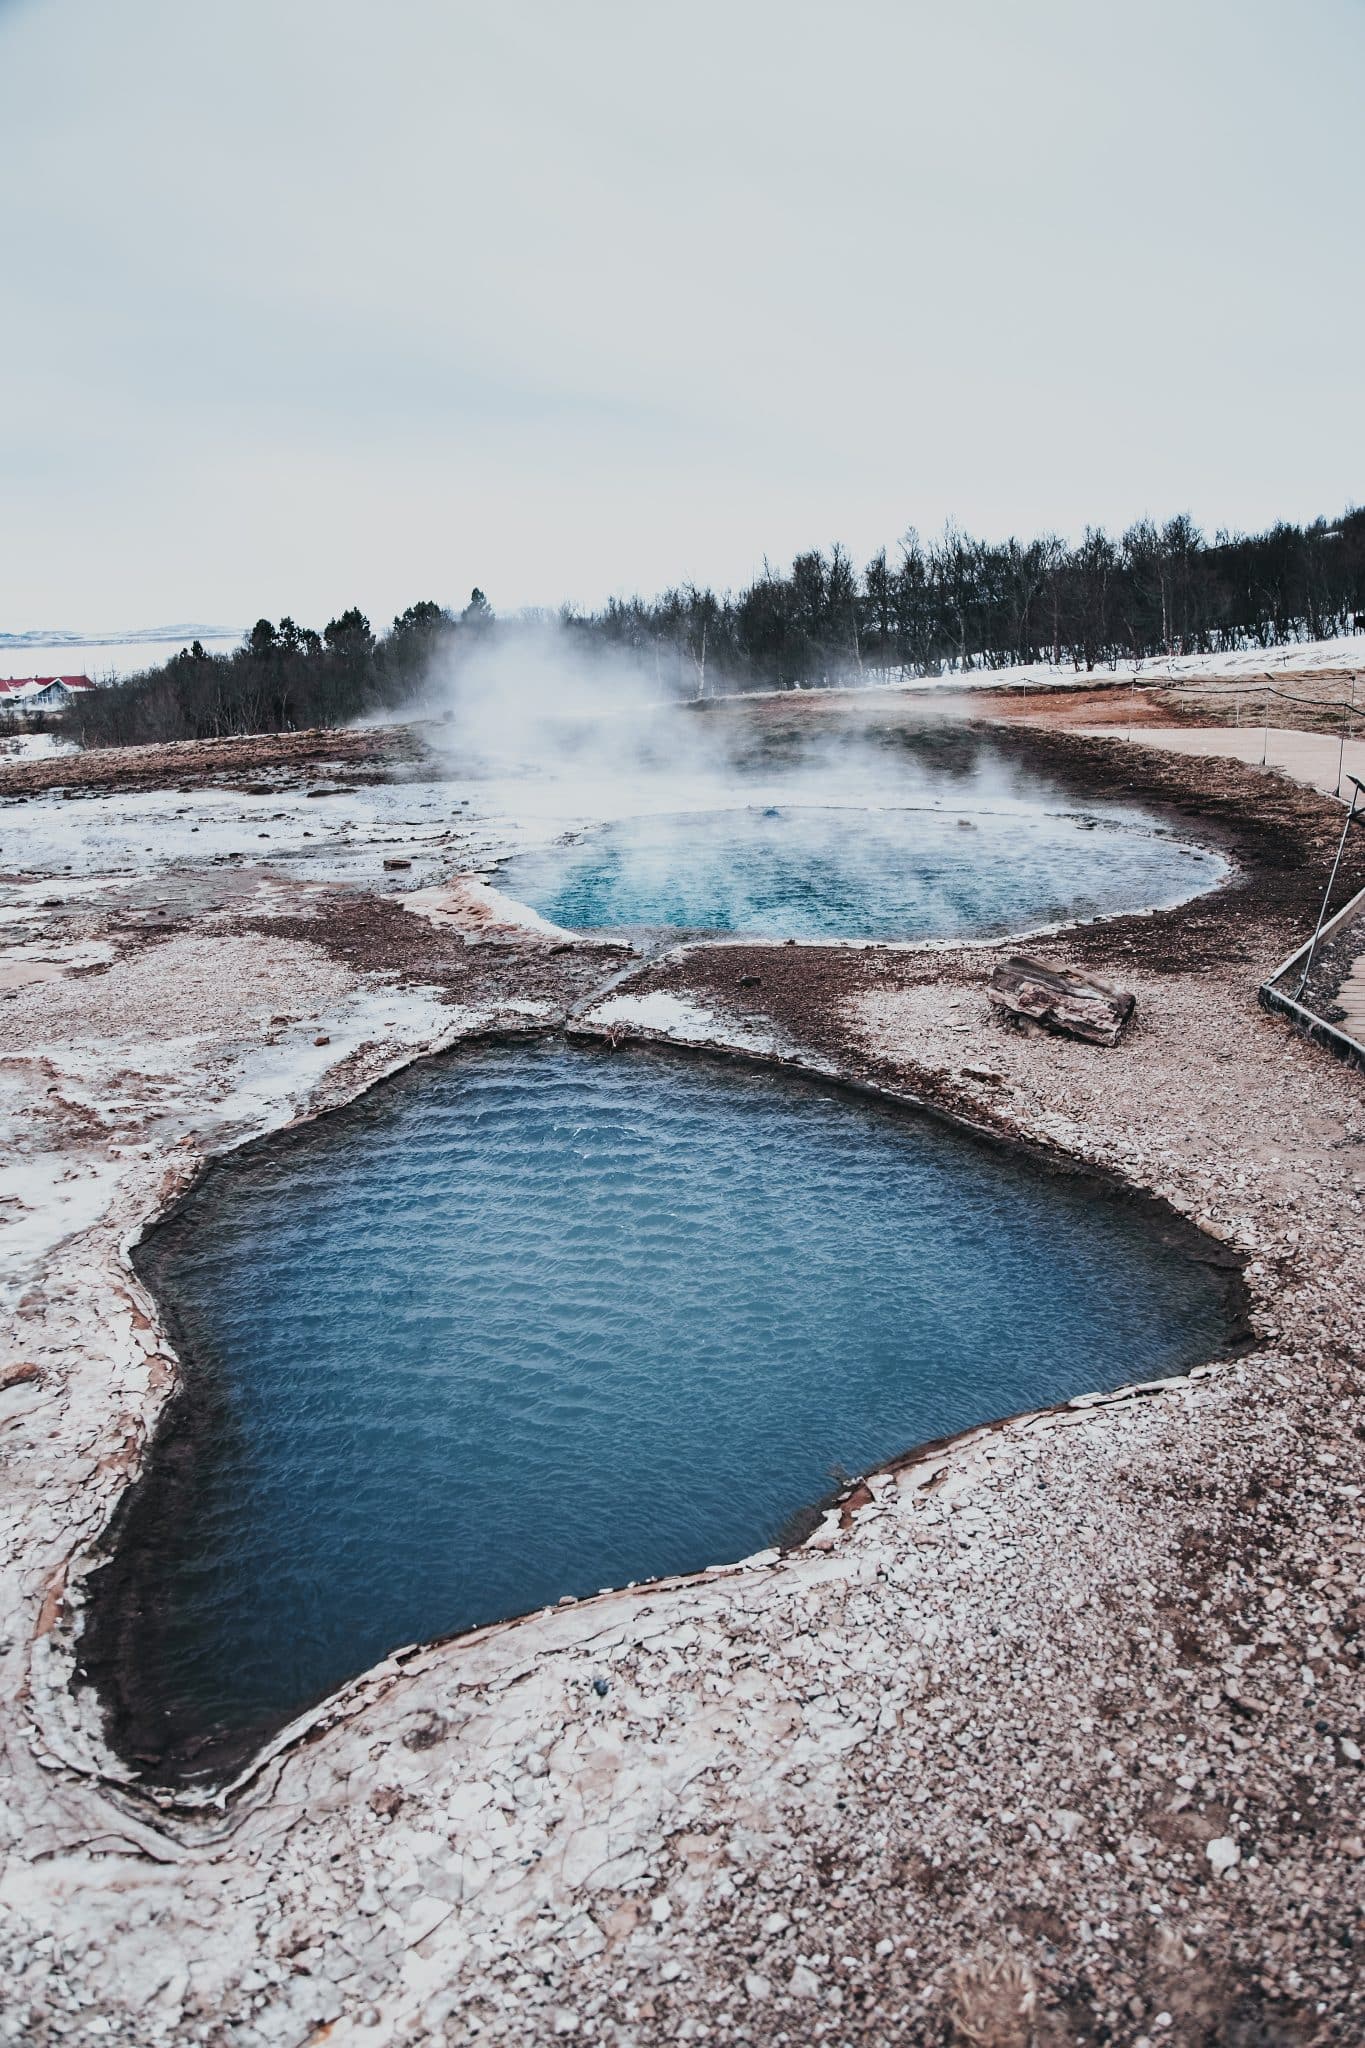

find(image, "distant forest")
[63,506,1365,749]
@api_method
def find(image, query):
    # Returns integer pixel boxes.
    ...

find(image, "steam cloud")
[402,620,1171,939]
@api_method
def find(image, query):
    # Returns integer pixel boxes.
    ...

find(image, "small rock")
[1206,1835,1241,1874]
[593,1677,610,1698]
[383,857,413,870]
[1052,1809,1085,1841]
[744,1973,771,2000]
[789,1964,820,1999]
[650,1895,671,1925]
[762,1911,790,1935]
[314,1034,330,1046]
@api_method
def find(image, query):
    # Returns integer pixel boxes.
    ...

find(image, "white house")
[0,675,95,717]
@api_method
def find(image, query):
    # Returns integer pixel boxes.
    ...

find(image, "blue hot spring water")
[495,805,1224,941]
[96,1042,1238,1776]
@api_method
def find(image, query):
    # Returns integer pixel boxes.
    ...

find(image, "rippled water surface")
[497,804,1224,940]
[100,1042,1237,1774]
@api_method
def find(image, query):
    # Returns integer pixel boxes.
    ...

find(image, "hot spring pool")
[495,804,1224,941]
[87,1041,1240,1780]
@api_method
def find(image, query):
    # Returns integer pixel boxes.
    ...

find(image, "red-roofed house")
[0,675,95,716]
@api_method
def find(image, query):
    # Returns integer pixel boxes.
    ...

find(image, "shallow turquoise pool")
[496,803,1223,940]
[87,1040,1240,1781]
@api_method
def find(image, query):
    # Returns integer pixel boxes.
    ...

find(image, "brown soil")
[0,723,427,798]
[228,889,631,1008]
[985,675,1364,738]
[984,686,1203,729]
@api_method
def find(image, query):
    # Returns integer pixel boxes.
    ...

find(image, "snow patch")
[402,874,578,939]
[585,989,778,1054]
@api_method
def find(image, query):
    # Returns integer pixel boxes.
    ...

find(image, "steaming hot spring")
[496,798,1223,942]
[483,711,1225,942]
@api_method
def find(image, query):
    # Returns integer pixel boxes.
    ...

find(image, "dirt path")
[1067,725,1365,805]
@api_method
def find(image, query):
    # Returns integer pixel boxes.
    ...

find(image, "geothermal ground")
[2,698,1364,2048]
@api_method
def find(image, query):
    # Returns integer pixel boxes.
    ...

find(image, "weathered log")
[987,954,1135,1047]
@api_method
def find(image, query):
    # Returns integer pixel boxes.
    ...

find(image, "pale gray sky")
[2,0,1362,632]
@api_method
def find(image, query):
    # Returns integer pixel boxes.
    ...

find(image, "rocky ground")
[1,714,1362,2047]
[0,722,428,798]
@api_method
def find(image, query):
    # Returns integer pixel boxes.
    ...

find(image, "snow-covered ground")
[0,730,76,761]
[583,987,782,1054]
[4,780,485,888]
[1123,632,1365,682]
[850,629,1365,695]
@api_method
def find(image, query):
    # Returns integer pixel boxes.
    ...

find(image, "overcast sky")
[2,0,1362,633]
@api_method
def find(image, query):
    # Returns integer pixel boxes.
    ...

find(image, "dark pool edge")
[72,1019,572,1797]
[70,1018,1254,1814]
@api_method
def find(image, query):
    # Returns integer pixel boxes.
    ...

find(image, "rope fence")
[1156,677,1360,715]
[1092,671,1365,801]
